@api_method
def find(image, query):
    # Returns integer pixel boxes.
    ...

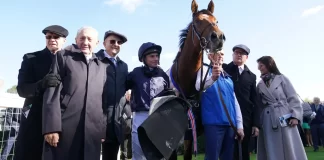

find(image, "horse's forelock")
[173,9,216,63]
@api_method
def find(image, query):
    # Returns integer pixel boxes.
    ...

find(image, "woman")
[256,56,307,160]
[302,114,313,147]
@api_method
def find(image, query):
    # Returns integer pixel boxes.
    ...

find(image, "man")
[310,97,324,152]
[126,42,171,160]
[95,30,128,160]
[42,26,106,160]
[14,25,68,160]
[222,44,261,160]
[196,50,244,160]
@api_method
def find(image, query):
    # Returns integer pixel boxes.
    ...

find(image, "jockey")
[126,42,170,160]
[196,50,244,160]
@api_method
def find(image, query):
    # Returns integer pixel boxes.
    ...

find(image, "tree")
[6,85,17,94]
[303,97,312,103]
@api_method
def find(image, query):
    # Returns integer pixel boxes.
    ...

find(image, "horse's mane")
[173,9,213,63]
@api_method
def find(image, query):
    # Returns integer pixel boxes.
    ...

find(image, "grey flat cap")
[233,44,250,55]
[104,30,127,43]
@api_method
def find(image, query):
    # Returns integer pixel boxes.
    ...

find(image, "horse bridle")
[191,17,220,99]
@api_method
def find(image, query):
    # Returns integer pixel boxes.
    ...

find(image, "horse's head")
[191,0,225,53]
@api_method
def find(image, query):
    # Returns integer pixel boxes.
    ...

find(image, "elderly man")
[222,44,262,160]
[96,30,129,160]
[42,26,106,160]
[14,25,68,160]
[310,97,324,152]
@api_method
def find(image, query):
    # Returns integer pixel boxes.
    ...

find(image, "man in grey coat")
[42,26,106,160]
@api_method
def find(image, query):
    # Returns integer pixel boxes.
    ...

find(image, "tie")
[110,58,117,67]
[239,67,243,75]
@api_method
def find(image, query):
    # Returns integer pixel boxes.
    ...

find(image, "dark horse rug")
[138,95,189,160]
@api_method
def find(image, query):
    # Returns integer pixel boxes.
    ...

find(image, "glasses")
[45,35,60,40]
[109,40,123,45]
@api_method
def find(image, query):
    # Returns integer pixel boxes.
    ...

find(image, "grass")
[177,147,324,160]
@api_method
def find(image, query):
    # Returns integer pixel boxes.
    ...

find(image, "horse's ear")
[207,0,214,13]
[191,0,198,14]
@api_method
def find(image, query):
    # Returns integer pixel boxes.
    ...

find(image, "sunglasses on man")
[109,40,123,45]
[45,35,60,40]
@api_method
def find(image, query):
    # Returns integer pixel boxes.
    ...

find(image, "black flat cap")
[42,25,69,38]
[104,30,127,43]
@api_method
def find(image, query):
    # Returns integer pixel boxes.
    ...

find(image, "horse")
[167,0,225,159]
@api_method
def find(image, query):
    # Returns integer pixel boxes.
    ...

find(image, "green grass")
[177,147,324,160]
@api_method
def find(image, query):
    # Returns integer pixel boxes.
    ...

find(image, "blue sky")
[0,0,323,100]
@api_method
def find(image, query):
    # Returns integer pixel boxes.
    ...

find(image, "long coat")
[14,48,53,160]
[42,50,106,160]
[256,74,307,160]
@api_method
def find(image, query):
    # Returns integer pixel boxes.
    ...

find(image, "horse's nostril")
[211,31,217,40]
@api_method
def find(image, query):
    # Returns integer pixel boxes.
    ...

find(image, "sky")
[0,0,323,100]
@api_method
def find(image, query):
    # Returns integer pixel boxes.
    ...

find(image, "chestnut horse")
[167,0,225,159]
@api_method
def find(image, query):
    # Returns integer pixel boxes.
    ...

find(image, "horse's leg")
[183,139,193,160]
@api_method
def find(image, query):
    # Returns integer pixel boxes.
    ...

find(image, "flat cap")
[104,30,127,43]
[42,25,69,37]
[232,44,250,55]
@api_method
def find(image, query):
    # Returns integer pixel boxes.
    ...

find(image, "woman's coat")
[256,74,307,160]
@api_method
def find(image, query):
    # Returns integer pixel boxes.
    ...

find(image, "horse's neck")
[174,40,202,96]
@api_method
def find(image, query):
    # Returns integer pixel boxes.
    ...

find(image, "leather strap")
[217,82,242,160]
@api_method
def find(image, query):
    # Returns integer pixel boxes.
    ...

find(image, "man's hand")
[44,133,59,147]
[41,73,61,89]
[252,126,259,137]
[211,63,222,81]
[235,128,244,141]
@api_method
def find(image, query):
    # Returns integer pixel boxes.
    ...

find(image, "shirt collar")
[104,50,117,61]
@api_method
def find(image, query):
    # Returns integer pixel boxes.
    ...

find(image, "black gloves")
[40,73,61,89]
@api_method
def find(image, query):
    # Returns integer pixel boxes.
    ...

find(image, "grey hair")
[75,26,99,39]
[314,97,320,101]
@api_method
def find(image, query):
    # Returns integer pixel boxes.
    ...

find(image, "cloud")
[301,5,324,18]
[104,0,157,13]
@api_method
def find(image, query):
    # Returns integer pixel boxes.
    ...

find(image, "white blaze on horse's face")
[200,14,209,19]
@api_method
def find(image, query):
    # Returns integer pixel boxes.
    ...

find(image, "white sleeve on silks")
[234,93,243,129]
[195,65,216,91]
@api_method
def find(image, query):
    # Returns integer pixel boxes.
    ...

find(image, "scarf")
[261,73,275,87]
